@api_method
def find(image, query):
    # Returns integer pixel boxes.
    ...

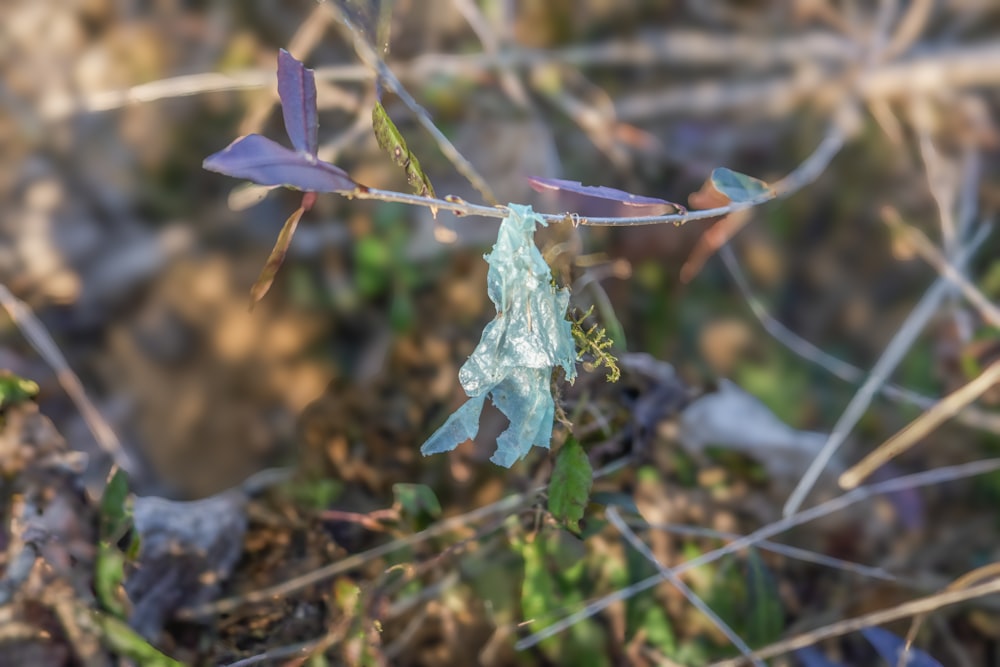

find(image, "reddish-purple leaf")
[203,134,357,193]
[528,176,685,216]
[277,49,318,156]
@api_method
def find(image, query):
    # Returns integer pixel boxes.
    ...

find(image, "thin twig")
[707,576,1000,666]
[720,243,1000,435]
[606,507,765,667]
[882,212,1000,328]
[515,457,1000,650]
[0,283,134,474]
[342,115,847,227]
[782,223,988,517]
[322,2,498,205]
[640,520,907,585]
[840,358,1000,490]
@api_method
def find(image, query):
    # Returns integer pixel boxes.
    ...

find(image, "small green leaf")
[91,609,184,666]
[250,204,305,307]
[392,483,442,520]
[100,468,131,541]
[710,168,772,203]
[745,549,783,646]
[95,544,128,618]
[372,101,435,199]
[97,468,132,617]
[548,437,593,531]
[0,372,39,410]
[354,235,392,297]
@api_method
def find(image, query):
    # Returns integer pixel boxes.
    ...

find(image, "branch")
[343,113,848,226]
[323,2,498,205]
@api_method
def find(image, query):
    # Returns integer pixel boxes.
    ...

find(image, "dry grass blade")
[840,358,1000,490]
[707,576,1000,666]
[782,224,989,517]
[899,563,1000,667]
[882,210,1000,327]
[0,283,134,474]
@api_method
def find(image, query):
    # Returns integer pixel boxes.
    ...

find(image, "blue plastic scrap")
[420,204,576,467]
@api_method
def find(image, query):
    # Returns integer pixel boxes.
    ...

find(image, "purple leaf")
[277,49,318,155]
[528,176,685,216]
[794,647,845,667]
[861,627,943,667]
[203,134,357,193]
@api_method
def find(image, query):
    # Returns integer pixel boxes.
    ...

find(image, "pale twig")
[323,2,498,205]
[178,456,631,619]
[782,223,988,517]
[639,520,907,585]
[344,114,846,227]
[707,575,1000,666]
[867,0,901,63]
[605,507,765,667]
[449,0,531,109]
[0,283,134,475]
[221,640,319,667]
[899,563,1000,667]
[720,243,1000,435]
[515,457,1000,650]
[616,42,1000,120]
[406,29,855,73]
[39,29,855,120]
[882,212,1000,327]
[912,106,960,253]
[883,0,935,60]
[839,358,1000,490]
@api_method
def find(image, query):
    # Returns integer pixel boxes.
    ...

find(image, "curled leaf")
[709,167,772,203]
[372,101,436,198]
[249,205,306,307]
[203,135,357,193]
[528,176,685,216]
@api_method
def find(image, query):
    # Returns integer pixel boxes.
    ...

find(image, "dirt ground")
[2,1,1000,666]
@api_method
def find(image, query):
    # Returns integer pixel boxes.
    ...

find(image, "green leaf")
[744,549,783,647]
[392,483,442,520]
[514,531,608,666]
[0,372,39,410]
[548,437,593,531]
[372,101,435,199]
[97,468,132,617]
[99,468,131,541]
[91,608,184,666]
[354,235,392,297]
[710,168,772,203]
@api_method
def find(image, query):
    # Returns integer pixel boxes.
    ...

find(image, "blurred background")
[2,0,1000,665]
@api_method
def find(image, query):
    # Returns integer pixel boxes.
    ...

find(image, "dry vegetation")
[2,1,1000,665]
